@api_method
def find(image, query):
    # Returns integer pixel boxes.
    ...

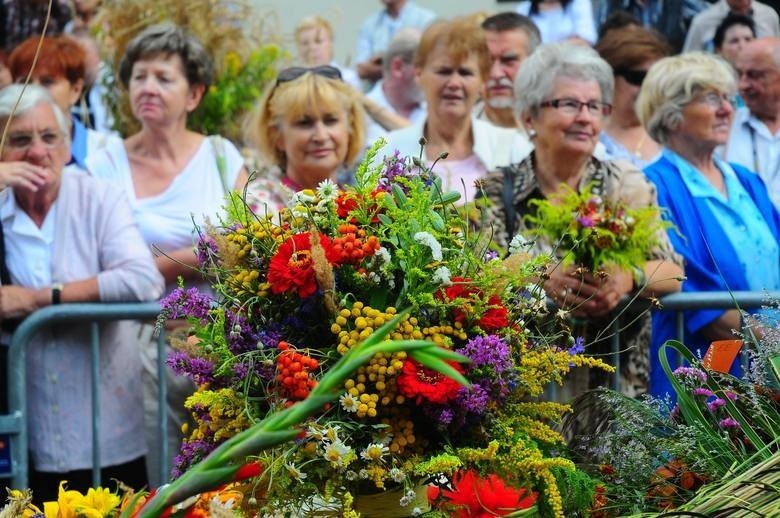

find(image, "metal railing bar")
[90,321,101,487]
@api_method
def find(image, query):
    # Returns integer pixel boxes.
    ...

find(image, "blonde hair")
[294,16,333,43]
[245,72,366,169]
[636,52,736,145]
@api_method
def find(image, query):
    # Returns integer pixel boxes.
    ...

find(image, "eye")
[323,114,341,125]
[41,131,60,145]
[458,68,475,77]
[500,56,519,66]
[560,99,580,110]
[8,134,31,148]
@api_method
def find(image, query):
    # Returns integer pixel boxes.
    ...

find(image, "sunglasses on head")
[616,68,647,87]
[275,65,343,85]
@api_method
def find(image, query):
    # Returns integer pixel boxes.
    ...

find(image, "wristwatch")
[51,283,64,305]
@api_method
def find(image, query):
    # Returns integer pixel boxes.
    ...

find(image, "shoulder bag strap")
[502,166,517,239]
[210,136,230,195]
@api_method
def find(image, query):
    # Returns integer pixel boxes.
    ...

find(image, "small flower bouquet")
[2,483,122,517]
[157,142,612,517]
[523,184,668,275]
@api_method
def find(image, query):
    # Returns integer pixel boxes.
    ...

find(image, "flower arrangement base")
[352,485,430,517]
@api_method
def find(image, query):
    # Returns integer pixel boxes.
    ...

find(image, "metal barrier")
[2,292,778,489]
[2,302,164,489]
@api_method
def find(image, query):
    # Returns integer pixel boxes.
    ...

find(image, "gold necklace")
[633,132,647,159]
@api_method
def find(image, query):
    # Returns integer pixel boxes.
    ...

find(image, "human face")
[276,107,350,188]
[675,90,734,149]
[18,73,82,115]
[0,63,12,89]
[719,24,754,65]
[612,59,656,124]
[528,77,605,158]
[128,53,203,126]
[484,29,530,108]
[417,45,482,123]
[736,42,780,118]
[296,28,333,67]
[0,103,68,193]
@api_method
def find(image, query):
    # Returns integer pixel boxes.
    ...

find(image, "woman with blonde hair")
[294,15,361,90]
[245,66,366,213]
[637,52,780,398]
[384,16,531,203]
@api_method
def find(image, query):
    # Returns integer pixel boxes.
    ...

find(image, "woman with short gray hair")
[638,52,780,398]
[478,41,682,398]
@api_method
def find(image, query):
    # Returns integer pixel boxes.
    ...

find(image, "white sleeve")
[570,0,597,44]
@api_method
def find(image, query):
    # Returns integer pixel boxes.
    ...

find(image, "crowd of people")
[0,0,779,500]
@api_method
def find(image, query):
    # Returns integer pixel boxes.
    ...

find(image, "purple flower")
[160,287,212,323]
[456,383,490,414]
[708,398,726,412]
[483,250,499,262]
[693,388,715,397]
[172,436,216,479]
[196,234,218,268]
[719,417,740,429]
[672,366,708,383]
[568,336,585,356]
[725,391,738,401]
[456,335,511,373]
[225,310,260,354]
[166,350,215,384]
[577,215,595,228]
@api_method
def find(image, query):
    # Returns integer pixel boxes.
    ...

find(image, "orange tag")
[702,340,743,373]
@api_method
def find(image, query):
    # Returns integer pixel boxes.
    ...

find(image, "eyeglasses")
[275,65,343,85]
[694,91,737,108]
[5,129,64,151]
[539,98,613,117]
[615,68,647,87]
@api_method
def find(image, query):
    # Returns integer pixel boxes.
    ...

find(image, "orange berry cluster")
[331,224,380,265]
[275,341,319,404]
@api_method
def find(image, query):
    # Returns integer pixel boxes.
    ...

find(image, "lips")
[309,148,334,158]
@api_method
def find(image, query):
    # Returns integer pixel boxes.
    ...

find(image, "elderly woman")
[8,35,119,170]
[638,52,780,398]
[85,22,248,484]
[0,84,164,500]
[244,66,366,213]
[479,42,683,397]
[595,26,672,168]
[385,16,531,203]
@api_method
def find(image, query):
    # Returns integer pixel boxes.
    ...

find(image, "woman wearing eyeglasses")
[637,53,780,398]
[478,42,683,398]
[383,16,531,204]
[85,22,248,485]
[595,26,671,168]
[244,65,365,214]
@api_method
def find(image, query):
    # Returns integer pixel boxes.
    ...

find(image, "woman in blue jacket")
[636,52,780,398]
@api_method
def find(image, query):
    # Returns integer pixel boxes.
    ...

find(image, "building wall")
[251,1,519,66]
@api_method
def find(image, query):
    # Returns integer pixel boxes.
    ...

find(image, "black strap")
[502,166,517,240]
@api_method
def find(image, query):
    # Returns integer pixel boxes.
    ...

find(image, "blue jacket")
[643,154,780,397]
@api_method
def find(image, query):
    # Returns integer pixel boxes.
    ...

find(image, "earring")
[527,128,537,139]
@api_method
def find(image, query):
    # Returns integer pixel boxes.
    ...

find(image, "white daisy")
[285,462,308,482]
[322,439,351,467]
[340,392,359,413]
[389,467,405,483]
[316,179,338,201]
[360,442,389,462]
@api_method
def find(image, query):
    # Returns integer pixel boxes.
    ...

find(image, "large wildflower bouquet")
[159,142,612,517]
[523,183,668,275]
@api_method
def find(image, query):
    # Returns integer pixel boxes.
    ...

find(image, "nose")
[311,120,327,140]
[489,58,503,79]
[24,134,50,161]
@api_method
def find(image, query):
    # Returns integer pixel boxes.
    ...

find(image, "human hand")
[0,161,50,191]
[544,265,633,318]
[0,285,45,320]
[357,54,383,81]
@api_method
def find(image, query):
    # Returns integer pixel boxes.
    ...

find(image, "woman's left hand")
[0,285,44,319]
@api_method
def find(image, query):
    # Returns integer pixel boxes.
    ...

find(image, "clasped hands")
[543,264,634,318]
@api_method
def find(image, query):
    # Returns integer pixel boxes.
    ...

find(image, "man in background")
[476,12,540,129]
[723,37,780,207]
[354,0,436,85]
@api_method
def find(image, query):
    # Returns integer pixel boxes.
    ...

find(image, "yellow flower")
[43,481,84,518]
[224,51,242,75]
[81,487,120,515]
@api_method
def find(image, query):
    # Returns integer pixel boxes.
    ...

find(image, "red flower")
[336,192,359,219]
[267,233,334,298]
[397,359,464,405]
[233,460,264,481]
[478,294,509,332]
[438,277,509,332]
[433,469,538,517]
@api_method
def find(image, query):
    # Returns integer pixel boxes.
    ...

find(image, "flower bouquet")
[155,141,612,517]
[523,184,668,276]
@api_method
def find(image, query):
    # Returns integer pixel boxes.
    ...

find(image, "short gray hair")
[636,52,736,145]
[382,27,421,74]
[0,84,70,137]
[119,22,214,89]
[513,42,614,120]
